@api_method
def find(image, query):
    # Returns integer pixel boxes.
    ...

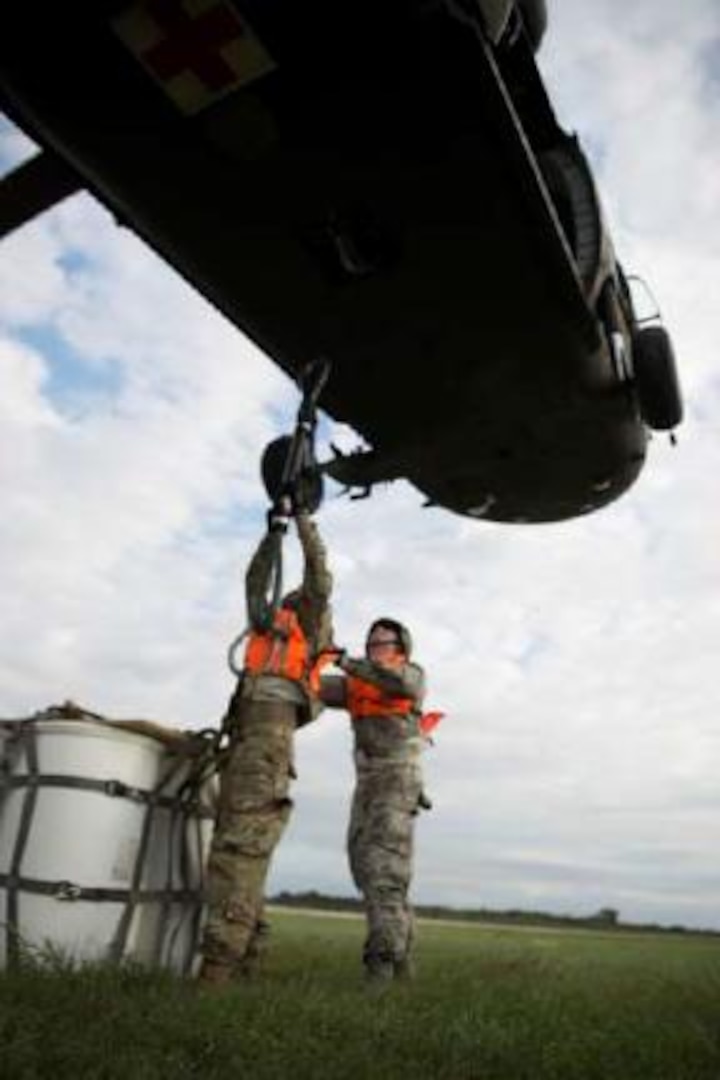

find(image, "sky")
[1,0,719,931]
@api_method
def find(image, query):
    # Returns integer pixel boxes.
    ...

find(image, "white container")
[0,710,217,973]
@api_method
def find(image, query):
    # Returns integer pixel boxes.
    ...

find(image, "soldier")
[322,618,428,982]
[198,508,333,984]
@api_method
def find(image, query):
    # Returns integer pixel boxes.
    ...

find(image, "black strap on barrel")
[1,773,213,815]
[3,721,39,968]
[157,741,218,973]
[0,874,200,905]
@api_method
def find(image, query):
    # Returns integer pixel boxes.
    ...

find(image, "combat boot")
[196,959,235,987]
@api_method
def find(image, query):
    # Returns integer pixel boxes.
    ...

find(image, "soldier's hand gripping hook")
[270,357,331,517]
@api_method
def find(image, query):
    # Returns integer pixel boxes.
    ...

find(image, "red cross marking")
[142,0,247,92]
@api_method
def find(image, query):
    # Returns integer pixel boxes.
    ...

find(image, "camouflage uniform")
[200,513,332,978]
[323,657,426,978]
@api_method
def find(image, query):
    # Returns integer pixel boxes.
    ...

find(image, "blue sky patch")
[57,248,94,277]
[19,324,125,416]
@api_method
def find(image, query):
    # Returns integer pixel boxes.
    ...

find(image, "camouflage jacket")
[321,657,426,763]
[241,512,333,716]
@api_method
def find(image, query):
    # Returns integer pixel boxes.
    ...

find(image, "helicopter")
[0,0,682,523]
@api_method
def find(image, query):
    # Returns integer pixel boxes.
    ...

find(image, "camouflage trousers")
[200,698,297,972]
[348,757,424,970]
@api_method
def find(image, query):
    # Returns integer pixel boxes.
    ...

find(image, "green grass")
[1,910,719,1079]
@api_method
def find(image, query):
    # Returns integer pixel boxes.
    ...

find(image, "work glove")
[267,504,291,533]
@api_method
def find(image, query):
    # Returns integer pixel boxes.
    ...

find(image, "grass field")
[1,908,719,1079]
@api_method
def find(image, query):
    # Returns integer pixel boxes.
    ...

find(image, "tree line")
[269,891,718,937]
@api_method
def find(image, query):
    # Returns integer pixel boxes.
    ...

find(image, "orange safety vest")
[244,608,333,696]
[346,675,414,720]
[245,607,308,683]
[347,674,445,737]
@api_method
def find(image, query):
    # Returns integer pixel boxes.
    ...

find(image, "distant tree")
[594,907,620,926]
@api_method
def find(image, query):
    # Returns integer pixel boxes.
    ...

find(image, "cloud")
[0,117,36,175]
[2,0,720,930]
[0,193,298,723]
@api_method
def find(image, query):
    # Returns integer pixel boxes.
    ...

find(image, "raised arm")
[296,512,334,651]
[339,657,426,705]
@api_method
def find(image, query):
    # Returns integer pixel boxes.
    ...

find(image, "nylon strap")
[0,873,201,905]
[5,722,39,967]
[108,752,193,965]
[246,528,284,631]
[0,774,213,817]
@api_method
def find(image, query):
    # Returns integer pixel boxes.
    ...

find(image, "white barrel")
[0,708,217,974]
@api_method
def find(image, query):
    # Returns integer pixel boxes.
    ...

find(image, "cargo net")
[0,703,220,974]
